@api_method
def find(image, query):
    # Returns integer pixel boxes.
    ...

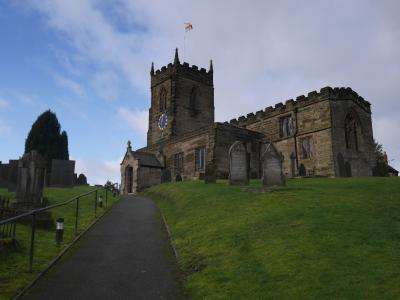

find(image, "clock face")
[158,113,168,130]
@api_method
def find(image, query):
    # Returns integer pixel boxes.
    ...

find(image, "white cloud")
[74,157,121,185]
[26,0,400,173]
[54,74,84,97]
[0,98,9,109]
[117,107,148,135]
[92,70,120,101]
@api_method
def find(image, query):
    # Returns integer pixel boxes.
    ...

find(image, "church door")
[126,166,134,193]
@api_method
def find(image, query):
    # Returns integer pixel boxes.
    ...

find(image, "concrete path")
[25,195,183,300]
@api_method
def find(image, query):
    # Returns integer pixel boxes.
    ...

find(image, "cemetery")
[0,110,120,299]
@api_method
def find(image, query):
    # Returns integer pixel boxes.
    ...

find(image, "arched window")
[344,112,360,151]
[190,87,197,111]
[159,88,167,112]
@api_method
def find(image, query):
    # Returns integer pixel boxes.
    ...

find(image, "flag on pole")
[184,22,193,32]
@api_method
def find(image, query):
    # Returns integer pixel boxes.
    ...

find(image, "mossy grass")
[142,177,400,299]
[0,186,119,300]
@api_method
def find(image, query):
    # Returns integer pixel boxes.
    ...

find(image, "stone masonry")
[120,49,375,193]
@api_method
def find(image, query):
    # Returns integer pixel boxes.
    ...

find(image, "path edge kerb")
[12,198,121,300]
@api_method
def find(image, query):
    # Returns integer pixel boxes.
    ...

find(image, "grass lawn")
[142,177,400,299]
[0,186,119,300]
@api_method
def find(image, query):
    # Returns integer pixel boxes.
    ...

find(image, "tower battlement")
[229,86,371,127]
[150,49,213,87]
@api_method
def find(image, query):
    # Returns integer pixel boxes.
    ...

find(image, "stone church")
[120,49,375,194]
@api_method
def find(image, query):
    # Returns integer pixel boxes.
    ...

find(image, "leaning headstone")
[261,142,285,187]
[15,151,46,207]
[228,141,249,185]
[204,162,216,184]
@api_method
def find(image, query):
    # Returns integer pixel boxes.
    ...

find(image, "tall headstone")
[15,151,46,207]
[261,142,285,187]
[228,141,249,185]
[204,162,216,184]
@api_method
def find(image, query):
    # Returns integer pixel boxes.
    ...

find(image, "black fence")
[0,196,17,239]
[0,184,119,272]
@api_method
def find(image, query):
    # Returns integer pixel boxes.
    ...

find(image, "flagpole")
[184,30,186,61]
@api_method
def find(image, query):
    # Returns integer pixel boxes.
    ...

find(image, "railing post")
[94,190,98,217]
[29,213,36,272]
[105,189,108,208]
[75,197,80,236]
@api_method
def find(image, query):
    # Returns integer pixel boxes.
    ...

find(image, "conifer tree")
[25,110,69,163]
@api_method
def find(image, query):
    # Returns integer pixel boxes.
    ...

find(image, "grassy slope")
[143,177,400,299]
[0,186,119,300]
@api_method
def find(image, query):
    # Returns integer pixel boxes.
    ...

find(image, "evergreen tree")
[373,140,388,176]
[60,130,69,160]
[25,110,69,163]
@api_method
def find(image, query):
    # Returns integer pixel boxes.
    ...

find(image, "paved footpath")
[25,195,183,300]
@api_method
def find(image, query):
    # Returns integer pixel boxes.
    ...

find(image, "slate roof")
[388,165,399,175]
[131,151,162,168]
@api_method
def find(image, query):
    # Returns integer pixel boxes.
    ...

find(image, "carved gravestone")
[228,141,249,185]
[204,162,216,184]
[15,151,46,207]
[261,142,285,187]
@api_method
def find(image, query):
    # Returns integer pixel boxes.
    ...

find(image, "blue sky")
[0,1,399,183]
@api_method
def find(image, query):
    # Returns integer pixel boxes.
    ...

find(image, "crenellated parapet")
[151,48,213,87]
[228,86,371,127]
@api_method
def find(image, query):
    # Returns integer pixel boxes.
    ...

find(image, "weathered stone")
[15,151,46,207]
[48,159,75,187]
[120,52,376,193]
[228,141,249,185]
[261,142,285,187]
[204,162,216,183]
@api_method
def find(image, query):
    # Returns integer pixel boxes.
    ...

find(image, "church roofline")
[229,86,371,128]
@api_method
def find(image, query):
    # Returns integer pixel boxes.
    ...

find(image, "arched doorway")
[175,174,182,182]
[125,166,134,193]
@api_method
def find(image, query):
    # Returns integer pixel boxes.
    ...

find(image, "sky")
[0,0,399,184]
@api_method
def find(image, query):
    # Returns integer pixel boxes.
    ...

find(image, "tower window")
[159,88,167,112]
[279,115,294,138]
[300,136,314,159]
[344,113,360,151]
[195,147,206,171]
[190,87,197,112]
[174,152,184,173]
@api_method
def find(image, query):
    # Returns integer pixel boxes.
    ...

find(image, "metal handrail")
[0,188,103,226]
[0,184,119,272]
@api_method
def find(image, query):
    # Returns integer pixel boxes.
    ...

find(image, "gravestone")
[228,141,249,185]
[298,164,306,177]
[161,169,172,183]
[76,173,88,185]
[204,162,216,184]
[261,142,285,187]
[15,151,46,207]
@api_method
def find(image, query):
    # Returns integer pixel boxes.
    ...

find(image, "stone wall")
[330,91,374,176]
[137,167,162,192]
[147,55,214,146]
[228,87,372,177]
[0,160,18,190]
[214,123,264,179]
[143,125,214,181]
[49,159,76,187]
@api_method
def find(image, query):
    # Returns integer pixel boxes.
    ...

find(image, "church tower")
[147,49,214,146]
